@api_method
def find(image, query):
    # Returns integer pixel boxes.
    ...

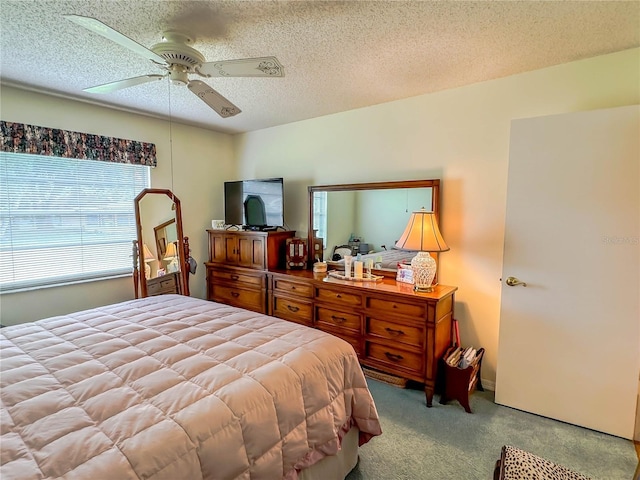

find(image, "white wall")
[325,190,356,255]
[233,48,640,386]
[355,188,429,251]
[0,86,235,325]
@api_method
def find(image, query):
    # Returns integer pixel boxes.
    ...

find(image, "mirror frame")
[134,188,189,298]
[308,179,441,270]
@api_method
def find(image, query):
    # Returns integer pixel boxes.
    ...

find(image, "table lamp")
[142,243,154,279]
[164,242,179,273]
[395,208,449,292]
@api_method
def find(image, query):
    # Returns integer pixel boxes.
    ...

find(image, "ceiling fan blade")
[187,80,241,118]
[84,74,166,94]
[198,56,284,78]
[64,15,166,65]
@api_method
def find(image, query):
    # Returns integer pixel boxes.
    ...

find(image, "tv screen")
[224,178,284,229]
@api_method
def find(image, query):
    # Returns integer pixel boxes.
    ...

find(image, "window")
[312,191,328,242]
[0,152,150,291]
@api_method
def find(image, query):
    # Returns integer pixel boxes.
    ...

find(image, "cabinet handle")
[385,327,405,336]
[231,291,240,298]
[287,305,300,313]
[385,352,404,362]
[231,275,239,280]
[331,315,346,323]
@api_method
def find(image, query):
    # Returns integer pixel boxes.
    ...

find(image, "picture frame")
[396,264,414,284]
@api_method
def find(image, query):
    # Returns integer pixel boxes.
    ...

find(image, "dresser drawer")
[272,295,313,326]
[208,268,265,288]
[147,273,178,296]
[315,306,360,333]
[366,317,423,349]
[365,341,423,375]
[272,278,313,298]
[366,296,426,318]
[315,287,362,307]
[210,284,265,313]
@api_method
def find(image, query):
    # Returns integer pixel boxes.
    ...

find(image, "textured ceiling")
[1,1,639,134]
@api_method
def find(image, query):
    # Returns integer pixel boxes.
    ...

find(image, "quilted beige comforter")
[1,295,381,479]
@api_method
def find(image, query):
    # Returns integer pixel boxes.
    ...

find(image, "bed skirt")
[299,427,359,480]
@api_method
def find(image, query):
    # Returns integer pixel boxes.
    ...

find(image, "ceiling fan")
[64,15,284,118]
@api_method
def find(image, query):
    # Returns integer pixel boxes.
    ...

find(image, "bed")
[0,295,382,479]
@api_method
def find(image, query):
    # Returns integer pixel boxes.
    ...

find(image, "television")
[224,178,285,230]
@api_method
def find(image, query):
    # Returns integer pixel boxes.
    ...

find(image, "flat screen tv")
[224,178,284,230]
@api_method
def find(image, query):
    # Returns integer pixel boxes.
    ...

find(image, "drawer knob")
[385,352,404,362]
[336,294,342,298]
[385,327,405,336]
[231,291,240,298]
[331,315,346,323]
[287,305,300,313]
[231,275,239,280]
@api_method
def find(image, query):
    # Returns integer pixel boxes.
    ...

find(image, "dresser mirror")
[133,188,189,298]
[308,179,441,272]
[154,218,177,261]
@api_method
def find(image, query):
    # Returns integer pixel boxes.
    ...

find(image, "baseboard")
[481,378,495,391]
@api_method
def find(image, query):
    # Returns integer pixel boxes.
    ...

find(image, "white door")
[495,105,639,439]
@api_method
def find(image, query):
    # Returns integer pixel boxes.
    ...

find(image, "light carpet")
[347,379,636,479]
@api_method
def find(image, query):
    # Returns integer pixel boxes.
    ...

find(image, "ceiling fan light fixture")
[168,66,189,86]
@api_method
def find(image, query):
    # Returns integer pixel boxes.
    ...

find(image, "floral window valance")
[0,120,156,167]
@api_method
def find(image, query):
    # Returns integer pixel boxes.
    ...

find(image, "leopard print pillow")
[499,445,591,480]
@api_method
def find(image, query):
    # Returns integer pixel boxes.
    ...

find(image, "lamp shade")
[395,209,449,252]
[164,242,177,259]
[395,209,449,292]
[142,243,154,263]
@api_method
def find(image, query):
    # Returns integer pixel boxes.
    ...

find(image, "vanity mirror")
[308,179,441,272]
[133,188,190,298]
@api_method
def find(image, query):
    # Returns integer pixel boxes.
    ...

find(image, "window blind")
[0,152,150,291]
[312,191,328,242]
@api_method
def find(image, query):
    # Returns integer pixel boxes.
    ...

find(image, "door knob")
[505,276,527,287]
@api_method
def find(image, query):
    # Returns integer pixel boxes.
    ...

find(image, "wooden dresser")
[146,271,181,296]
[268,270,457,407]
[205,229,294,313]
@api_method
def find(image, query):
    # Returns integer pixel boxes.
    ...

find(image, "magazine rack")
[440,347,484,413]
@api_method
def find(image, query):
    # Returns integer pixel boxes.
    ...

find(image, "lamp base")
[410,251,437,292]
[414,283,437,293]
[166,258,179,273]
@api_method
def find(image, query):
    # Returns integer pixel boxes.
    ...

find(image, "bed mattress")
[1,295,381,479]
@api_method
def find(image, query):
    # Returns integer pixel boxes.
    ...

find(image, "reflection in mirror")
[133,188,190,298]
[308,180,440,272]
[154,218,177,261]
